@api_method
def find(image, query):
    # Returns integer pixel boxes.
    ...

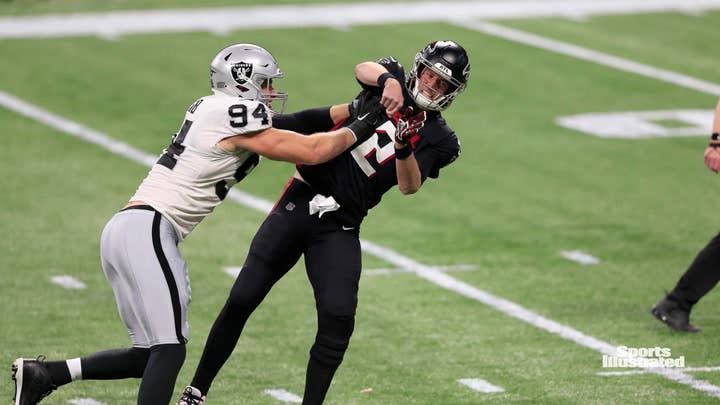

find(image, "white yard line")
[364,264,477,275]
[68,399,106,405]
[451,19,720,97]
[560,250,600,265]
[2,0,720,39]
[458,378,505,393]
[50,275,87,290]
[262,389,302,403]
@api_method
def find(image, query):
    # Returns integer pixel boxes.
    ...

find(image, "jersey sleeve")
[272,106,335,134]
[414,130,461,181]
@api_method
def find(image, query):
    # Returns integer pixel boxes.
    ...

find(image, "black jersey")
[288,57,460,223]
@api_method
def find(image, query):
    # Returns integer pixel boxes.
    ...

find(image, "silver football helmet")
[406,40,470,111]
[210,43,288,112]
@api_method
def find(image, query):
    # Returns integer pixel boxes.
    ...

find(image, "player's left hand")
[395,108,426,145]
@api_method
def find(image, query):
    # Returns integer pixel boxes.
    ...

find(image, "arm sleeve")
[272,106,335,134]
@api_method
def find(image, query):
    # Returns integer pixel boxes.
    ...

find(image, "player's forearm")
[301,129,355,165]
[396,148,421,194]
[355,62,389,87]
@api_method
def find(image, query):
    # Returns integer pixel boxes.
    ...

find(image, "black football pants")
[191,178,361,404]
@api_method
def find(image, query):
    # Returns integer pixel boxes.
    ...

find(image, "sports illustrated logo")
[231,62,253,84]
[602,346,685,368]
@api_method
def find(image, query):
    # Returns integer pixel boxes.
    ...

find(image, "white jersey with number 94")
[130,93,271,240]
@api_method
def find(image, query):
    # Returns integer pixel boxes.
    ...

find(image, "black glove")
[346,100,388,144]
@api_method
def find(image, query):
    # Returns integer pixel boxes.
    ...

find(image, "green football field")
[2,1,720,404]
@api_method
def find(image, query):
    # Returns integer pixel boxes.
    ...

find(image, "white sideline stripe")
[68,399,106,405]
[364,264,477,275]
[451,20,720,97]
[263,389,302,403]
[598,366,720,376]
[50,275,86,290]
[458,378,505,393]
[560,250,600,265]
[3,77,720,399]
[2,0,720,39]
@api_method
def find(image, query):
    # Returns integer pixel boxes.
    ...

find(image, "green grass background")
[1,4,720,404]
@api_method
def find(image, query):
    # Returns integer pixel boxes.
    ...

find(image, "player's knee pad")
[310,312,355,367]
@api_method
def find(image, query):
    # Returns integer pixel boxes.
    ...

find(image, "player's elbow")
[398,183,420,195]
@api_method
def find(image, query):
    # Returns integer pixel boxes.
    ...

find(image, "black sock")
[80,347,150,380]
[671,232,720,309]
[46,361,71,387]
[302,313,354,405]
[137,344,186,405]
[303,356,339,405]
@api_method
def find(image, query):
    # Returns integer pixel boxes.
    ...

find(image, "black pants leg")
[302,228,362,405]
[190,209,304,395]
[670,232,720,310]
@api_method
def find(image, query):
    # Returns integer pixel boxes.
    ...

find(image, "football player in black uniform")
[651,99,720,333]
[177,40,470,405]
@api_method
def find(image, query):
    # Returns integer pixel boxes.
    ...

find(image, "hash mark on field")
[560,250,600,265]
[51,275,87,289]
[458,378,505,393]
[68,398,105,405]
[263,389,302,403]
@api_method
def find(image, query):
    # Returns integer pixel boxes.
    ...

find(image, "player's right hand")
[704,145,720,173]
[381,78,404,116]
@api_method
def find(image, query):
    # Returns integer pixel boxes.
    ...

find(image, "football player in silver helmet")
[11,43,386,405]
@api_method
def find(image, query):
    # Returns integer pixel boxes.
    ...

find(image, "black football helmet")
[406,40,470,111]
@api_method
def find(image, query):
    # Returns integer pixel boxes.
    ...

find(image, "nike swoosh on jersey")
[342,226,355,231]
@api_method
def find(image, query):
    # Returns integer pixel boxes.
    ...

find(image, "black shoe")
[11,356,57,405]
[651,296,701,332]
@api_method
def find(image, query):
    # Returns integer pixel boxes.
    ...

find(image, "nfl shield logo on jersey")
[231,62,253,84]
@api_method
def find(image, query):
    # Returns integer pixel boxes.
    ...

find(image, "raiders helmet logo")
[231,62,253,84]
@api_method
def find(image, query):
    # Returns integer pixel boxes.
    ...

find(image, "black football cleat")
[651,296,701,333]
[11,356,56,405]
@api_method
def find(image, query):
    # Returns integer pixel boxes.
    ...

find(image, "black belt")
[120,204,156,212]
